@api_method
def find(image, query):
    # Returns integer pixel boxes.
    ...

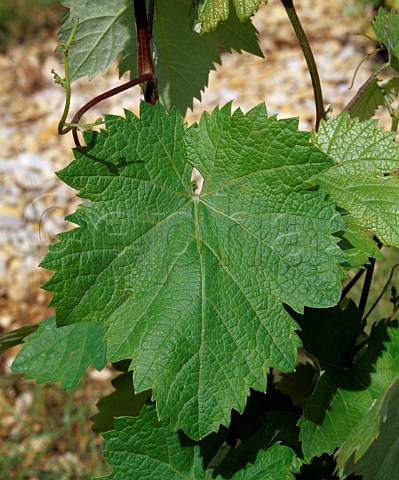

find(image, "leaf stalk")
[280,0,325,130]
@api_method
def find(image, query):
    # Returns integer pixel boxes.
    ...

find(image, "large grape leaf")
[59,0,134,81]
[297,302,399,458]
[11,317,106,390]
[120,0,263,113]
[191,0,265,34]
[99,403,297,480]
[313,113,399,247]
[60,0,262,115]
[42,102,345,439]
[336,375,399,479]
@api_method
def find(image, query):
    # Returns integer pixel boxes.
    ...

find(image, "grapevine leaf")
[42,102,345,439]
[11,317,106,390]
[91,372,150,433]
[348,77,399,121]
[120,0,263,114]
[191,0,264,34]
[99,403,297,480]
[313,113,399,247]
[336,375,399,480]
[0,324,38,354]
[297,302,399,458]
[373,8,399,72]
[59,0,134,82]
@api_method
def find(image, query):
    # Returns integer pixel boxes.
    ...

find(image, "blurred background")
[0,0,398,478]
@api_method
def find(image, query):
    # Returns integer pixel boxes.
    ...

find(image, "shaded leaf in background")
[12,317,106,390]
[215,443,297,479]
[336,375,399,479]
[91,372,150,433]
[313,113,399,247]
[297,300,399,458]
[41,102,345,439]
[348,77,399,122]
[274,361,319,407]
[191,0,264,33]
[120,0,263,114]
[0,324,38,354]
[373,8,399,72]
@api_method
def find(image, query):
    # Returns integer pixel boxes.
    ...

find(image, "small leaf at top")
[120,0,263,114]
[191,0,264,34]
[313,113,399,247]
[12,317,106,390]
[41,102,345,439]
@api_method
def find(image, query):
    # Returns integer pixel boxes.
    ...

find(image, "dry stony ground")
[0,0,389,477]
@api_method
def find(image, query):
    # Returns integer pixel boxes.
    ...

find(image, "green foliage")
[60,0,262,114]
[297,304,399,458]
[348,77,399,121]
[98,403,298,480]
[12,317,106,390]
[191,0,265,33]
[41,101,347,439]
[6,1,399,478]
[313,113,399,247]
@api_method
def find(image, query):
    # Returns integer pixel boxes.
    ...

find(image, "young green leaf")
[297,302,399,458]
[336,375,399,479]
[120,0,263,114]
[191,0,264,34]
[91,372,150,433]
[11,317,106,390]
[42,102,345,439]
[313,113,399,247]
